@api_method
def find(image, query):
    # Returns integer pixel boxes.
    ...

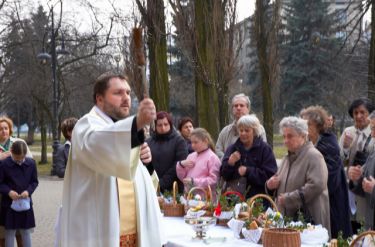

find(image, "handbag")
[294,190,315,224]
[223,177,247,195]
[11,197,31,212]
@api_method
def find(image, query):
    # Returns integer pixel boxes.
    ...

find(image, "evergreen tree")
[281,0,341,114]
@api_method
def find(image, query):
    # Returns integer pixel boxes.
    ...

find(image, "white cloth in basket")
[300,225,329,245]
[227,218,245,238]
[242,227,263,243]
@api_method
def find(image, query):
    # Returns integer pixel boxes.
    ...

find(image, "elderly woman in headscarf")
[300,106,351,238]
[266,116,331,236]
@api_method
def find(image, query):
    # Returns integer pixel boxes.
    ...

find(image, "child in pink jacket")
[176,128,221,199]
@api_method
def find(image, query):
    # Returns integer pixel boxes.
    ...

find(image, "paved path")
[32,176,63,247]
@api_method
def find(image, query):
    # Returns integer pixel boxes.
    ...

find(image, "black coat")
[221,136,277,199]
[316,132,352,238]
[0,156,38,229]
[146,129,188,193]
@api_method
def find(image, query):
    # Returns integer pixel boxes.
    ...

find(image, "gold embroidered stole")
[118,148,140,246]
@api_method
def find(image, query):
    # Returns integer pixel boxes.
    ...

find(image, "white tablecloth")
[163,217,326,247]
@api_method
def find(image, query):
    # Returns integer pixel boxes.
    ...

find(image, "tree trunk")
[146,0,169,111]
[26,104,36,145]
[368,1,375,102]
[194,0,220,140]
[255,0,274,147]
[39,112,48,164]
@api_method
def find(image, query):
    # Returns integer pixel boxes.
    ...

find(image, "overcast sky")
[37,0,255,30]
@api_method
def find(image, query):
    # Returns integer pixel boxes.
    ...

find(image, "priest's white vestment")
[58,106,165,247]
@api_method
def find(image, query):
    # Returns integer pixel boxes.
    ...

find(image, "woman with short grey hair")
[279,116,308,137]
[236,114,261,137]
[266,116,331,236]
[220,115,277,199]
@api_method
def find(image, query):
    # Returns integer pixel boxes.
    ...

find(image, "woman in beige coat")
[266,116,331,236]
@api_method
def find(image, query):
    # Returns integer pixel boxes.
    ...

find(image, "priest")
[58,72,164,247]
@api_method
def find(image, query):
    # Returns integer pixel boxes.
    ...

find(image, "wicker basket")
[247,194,278,221]
[262,228,301,247]
[163,181,185,217]
[186,186,213,215]
[350,230,375,247]
[216,191,245,226]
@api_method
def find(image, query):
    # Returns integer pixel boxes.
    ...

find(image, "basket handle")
[350,230,375,247]
[222,190,245,202]
[172,181,179,205]
[207,185,213,203]
[187,186,211,208]
[247,194,278,217]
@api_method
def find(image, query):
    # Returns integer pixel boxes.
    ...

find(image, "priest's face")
[97,77,131,120]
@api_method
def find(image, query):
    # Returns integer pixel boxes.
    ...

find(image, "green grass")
[273,145,287,159]
[32,154,52,176]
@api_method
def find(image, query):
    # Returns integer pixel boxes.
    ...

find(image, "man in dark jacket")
[51,117,78,178]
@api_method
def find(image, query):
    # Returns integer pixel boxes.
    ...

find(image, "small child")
[0,141,38,247]
[176,128,221,197]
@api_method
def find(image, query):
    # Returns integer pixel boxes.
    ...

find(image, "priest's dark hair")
[93,72,128,104]
[10,141,28,156]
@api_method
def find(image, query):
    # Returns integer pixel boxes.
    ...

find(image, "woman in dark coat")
[221,115,277,199]
[146,111,188,193]
[0,141,38,247]
[178,117,194,154]
[301,106,352,238]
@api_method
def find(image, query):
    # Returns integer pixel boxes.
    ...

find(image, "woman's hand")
[277,193,285,206]
[183,177,193,185]
[362,176,375,194]
[180,160,195,169]
[266,175,280,190]
[20,191,29,199]
[0,151,11,160]
[238,166,247,176]
[8,190,19,200]
[348,165,362,182]
[228,151,241,166]
[140,143,152,164]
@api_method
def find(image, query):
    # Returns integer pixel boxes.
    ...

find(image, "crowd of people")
[0,117,38,247]
[145,94,375,240]
[142,91,373,240]
[2,71,375,246]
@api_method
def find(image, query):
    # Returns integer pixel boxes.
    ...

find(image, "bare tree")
[254,0,281,146]
[135,0,169,111]
[169,0,239,139]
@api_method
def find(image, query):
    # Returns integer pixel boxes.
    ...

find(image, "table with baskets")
[159,183,375,247]
[160,186,333,247]
[163,216,327,247]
